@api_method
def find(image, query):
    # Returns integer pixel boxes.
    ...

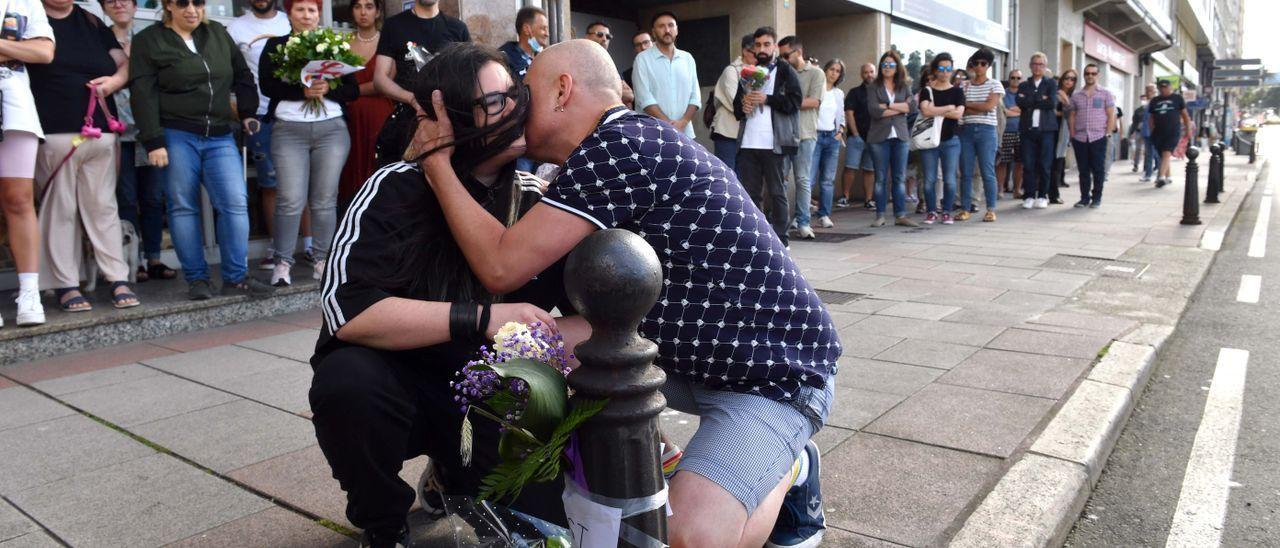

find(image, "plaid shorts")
[999,131,1021,164]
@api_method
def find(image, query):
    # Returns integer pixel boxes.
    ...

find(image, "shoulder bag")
[910,87,942,151]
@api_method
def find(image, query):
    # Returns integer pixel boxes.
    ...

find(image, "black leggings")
[309,345,566,534]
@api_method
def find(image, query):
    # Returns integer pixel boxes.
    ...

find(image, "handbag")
[910,87,942,151]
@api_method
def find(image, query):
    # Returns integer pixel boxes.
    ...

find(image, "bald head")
[530,39,623,102]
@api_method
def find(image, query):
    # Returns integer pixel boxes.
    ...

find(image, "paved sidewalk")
[0,149,1260,547]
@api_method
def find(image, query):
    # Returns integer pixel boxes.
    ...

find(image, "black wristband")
[477,303,492,341]
[449,302,478,344]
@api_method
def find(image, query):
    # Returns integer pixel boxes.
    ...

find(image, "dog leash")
[39,84,127,204]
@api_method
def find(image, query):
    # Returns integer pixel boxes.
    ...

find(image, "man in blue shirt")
[631,11,701,139]
[497,6,546,81]
[414,39,837,548]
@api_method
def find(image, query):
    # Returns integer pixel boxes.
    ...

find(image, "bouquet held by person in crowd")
[268,28,364,116]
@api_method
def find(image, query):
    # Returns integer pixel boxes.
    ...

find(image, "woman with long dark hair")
[917,52,964,225]
[866,49,918,227]
[308,42,576,547]
[1051,68,1078,202]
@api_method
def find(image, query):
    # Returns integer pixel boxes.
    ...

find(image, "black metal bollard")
[563,229,668,547]
[1250,136,1258,165]
[1205,143,1223,204]
[1181,146,1202,225]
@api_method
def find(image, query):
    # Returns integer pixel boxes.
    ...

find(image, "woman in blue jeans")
[958,48,1005,222]
[917,53,965,225]
[130,0,274,300]
[258,0,357,287]
[809,59,846,229]
[865,50,918,227]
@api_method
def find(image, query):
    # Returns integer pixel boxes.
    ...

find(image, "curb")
[949,158,1268,548]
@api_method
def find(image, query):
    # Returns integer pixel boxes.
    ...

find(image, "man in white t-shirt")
[228,0,290,269]
[959,47,1004,222]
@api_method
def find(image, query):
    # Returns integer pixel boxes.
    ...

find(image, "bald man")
[413,40,838,548]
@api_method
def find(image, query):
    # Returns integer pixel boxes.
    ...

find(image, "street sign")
[1215,58,1262,67]
[1214,69,1264,78]
[1212,79,1262,87]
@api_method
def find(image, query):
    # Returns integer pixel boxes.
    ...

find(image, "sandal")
[55,287,93,313]
[110,281,141,309]
[136,265,150,283]
[146,262,178,280]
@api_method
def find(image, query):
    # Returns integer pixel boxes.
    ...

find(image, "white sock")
[17,273,38,293]
[303,237,313,252]
[792,449,810,487]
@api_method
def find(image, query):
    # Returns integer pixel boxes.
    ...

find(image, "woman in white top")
[258,0,357,286]
[0,0,54,326]
[809,59,845,229]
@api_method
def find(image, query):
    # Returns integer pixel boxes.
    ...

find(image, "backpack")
[702,90,716,130]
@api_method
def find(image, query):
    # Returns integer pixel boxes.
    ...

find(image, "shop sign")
[890,0,1009,50]
[1084,22,1137,74]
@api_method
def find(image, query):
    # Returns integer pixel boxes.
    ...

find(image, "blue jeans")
[789,138,817,227]
[961,124,999,210]
[809,130,841,218]
[920,136,959,214]
[245,120,277,189]
[1143,139,1156,179]
[713,134,740,173]
[115,141,165,259]
[1020,130,1055,199]
[162,129,250,284]
[871,138,909,216]
[1072,137,1108,203]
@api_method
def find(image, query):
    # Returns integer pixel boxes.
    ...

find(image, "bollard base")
[1180,217,1202,225]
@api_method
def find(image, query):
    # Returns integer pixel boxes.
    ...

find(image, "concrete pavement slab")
[992,289,1066,310]
[147,320,303,353]
[813,425,856,455]
[823,527,909,547]
[0,414,154,493]
[141,344,296,385]
[862,264,973,283]
[938,349,1091,400]
[961,274,1091,297]
[865,383,1056,458]
[60,374,238,427]
[0,499,38,543]
[850,315,1005,347]
[831,298,897,314]
[837,358,943,396]
[939,302,1052,327]
[986,328,1114,360]
[9,453,271,548]
[2,342,174,384]
[214,365,315,414]
[908,284,1008,307]
[826,387,905,430]
[268,309,325,330]
[836,333,905,359]
[874,302,963,321]
[872,338,980,370]
[235,329,318,364]
[167,507,355,548]
[30,363,162,397]
[822,433,1002,546]
[828,311,870,329]
[132,400,316,473]
[820,273,901,294]
[227,445,430,529]
[0,532,60,548]
[0,387,74,432]
[659,409,700,449]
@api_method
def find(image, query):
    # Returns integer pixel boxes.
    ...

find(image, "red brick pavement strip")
[1,341,177,384]
[268,309,325,330]
[148,319,304,353]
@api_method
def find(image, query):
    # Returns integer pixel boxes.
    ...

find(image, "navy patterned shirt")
[541,108,841,403]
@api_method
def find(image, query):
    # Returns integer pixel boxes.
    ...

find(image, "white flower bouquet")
[268,28,365,116]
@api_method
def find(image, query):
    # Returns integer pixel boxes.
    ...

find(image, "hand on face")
[406,90,455,166]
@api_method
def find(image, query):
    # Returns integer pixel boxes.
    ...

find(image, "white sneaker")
[15,290,45,327]
[1022,198,1035,209]
[798,225,816,239]
[271,263,292,287]
[1034,198,1049,209]
[818,216,834,228]
[313,260,325,281]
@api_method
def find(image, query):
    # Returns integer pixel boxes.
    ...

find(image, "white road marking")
[1165,348,1250,548]
[1237,275,1262,304]
[1201,229,1225,251]
[1249,185,1272,258]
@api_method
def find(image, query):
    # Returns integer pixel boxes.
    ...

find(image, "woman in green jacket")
[129,0,273,300]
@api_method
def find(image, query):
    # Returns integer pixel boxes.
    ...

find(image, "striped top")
[962,79,1004,126]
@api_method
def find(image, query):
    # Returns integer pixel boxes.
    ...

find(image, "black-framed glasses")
[634,39,652,48]
[1083,72,1099,76]
[592,31,612,40]
[974,61,990,67]
[1063,76,1077,81]
[172,0,205,8]
[473,86,524,116]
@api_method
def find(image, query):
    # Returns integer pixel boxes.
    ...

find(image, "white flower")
[493,322,531,355]
[315,43,326,53]
[341,42,350,50]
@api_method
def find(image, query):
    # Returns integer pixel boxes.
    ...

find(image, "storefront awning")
[1075,0,1174,54]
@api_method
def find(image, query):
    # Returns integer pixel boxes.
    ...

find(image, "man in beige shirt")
[711,34,756,172]
[779,35,825,239]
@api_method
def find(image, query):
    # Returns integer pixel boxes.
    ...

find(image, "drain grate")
[815,289,867,305]
[1039,254,1150,278]
[810,232,873,243]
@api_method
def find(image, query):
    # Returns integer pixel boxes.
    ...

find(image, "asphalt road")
[1067,136,1277,547]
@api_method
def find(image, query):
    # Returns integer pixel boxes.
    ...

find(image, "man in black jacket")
[733,26,802,246]
[1015,51,1058,209]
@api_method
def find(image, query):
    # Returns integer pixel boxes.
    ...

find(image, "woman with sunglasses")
[866,50,919,227]
[1050,68,1078,202]
[310,42,577,546]
[959,48,1004,222]
[257,0,358,287]
[916,52,964,225]
[130,0,272,300]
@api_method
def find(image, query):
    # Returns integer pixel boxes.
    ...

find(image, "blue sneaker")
[766,440,825,548]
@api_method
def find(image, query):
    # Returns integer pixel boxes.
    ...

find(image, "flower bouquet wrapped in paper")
[740,65,768,91]
[268,28,365,116]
